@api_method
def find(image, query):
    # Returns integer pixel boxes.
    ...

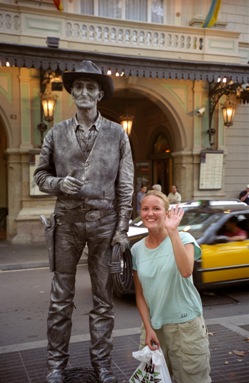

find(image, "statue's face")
[71,77,104,109]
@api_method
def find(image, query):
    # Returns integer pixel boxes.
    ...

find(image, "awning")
[1,42,249,83]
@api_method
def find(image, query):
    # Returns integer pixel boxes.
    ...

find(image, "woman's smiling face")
[140,195,167,230]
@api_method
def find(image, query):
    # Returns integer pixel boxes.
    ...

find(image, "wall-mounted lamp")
[41,88,56,122]
[207,78,248,147]
[41,80,57,122]
[37,70,62,146]
[120,89,134,136]
[221,98,236,127]
[40,70,60,123]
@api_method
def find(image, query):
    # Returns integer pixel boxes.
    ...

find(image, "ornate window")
[79,0,165,23]
[153,134,171,154]
[151,0,164,23]
[125,0,147,22]
[80,0,94,14]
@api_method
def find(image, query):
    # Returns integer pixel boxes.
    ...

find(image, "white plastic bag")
[129,345,172,383]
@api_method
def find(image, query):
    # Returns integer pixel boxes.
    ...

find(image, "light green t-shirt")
[131,231,203,329]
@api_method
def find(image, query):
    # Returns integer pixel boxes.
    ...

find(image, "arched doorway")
[149,133,172,195]
[99,84,182,209]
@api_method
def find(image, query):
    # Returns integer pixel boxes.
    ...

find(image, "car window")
[130,210,249,240]
[178,211,222,239]
[217,214,249,239]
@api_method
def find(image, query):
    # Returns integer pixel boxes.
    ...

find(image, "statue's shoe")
[96,368,118,383]
[46,369,64,383]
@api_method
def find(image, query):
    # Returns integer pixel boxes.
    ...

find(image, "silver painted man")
[34,60,134,383]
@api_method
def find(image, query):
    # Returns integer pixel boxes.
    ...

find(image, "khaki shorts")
[139,316,211,383]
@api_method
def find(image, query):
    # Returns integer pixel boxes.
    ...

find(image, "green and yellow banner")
[202,0,221,28]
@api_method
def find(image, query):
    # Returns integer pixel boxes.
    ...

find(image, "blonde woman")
[131,190,211,383]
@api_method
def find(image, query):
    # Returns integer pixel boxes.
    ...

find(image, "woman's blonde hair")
[142,190,170,211]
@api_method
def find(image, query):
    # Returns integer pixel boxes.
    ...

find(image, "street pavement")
[0,240,249,383]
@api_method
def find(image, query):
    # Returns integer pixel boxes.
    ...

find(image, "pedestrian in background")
[167,184,181,204]
[152,184,162,192]
[131,190,211,383]
[239,184,249,205]
[136,184,147,215]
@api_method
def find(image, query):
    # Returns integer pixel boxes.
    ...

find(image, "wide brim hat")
[62,60,114,100]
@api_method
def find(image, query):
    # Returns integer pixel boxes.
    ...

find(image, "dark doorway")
[151,157,172,195]
[150,133,172,195]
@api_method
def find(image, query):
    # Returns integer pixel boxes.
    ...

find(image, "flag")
[202,0,221,28]
[53,0,63,12]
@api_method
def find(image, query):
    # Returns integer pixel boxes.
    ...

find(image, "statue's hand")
[59,169,83,194]
[111,230,129,253]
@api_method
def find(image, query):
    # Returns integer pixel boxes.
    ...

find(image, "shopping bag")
[129,345,172,383]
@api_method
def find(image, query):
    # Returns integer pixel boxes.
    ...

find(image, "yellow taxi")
[179,203,249,291]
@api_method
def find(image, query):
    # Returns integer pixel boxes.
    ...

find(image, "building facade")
[0,0,249,243]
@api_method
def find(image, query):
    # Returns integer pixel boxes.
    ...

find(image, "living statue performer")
[34,60,134,383]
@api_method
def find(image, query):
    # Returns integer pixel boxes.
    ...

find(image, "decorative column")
[19,67,33,149]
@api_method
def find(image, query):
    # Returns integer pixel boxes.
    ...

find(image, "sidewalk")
[0,240,88,270]
[0,241,249,383]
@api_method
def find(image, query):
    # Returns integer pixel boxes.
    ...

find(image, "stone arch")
[113,79,190,153]
[100,78,196,199]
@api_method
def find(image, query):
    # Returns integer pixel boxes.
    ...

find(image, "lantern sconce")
[120,89,134,136]
[208,78,238,148]
[221,97,236,127]
[37,70,62,146]
[208,78,249,147]
[41,71,57,123]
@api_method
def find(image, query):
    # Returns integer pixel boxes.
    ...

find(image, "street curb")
[0,258,88,271]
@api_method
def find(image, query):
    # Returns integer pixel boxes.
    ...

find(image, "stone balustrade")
[65,20,204,52]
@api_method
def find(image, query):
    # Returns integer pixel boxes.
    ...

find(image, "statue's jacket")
[34,116,134,229]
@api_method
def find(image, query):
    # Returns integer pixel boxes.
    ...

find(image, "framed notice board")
[199,150,224,190]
